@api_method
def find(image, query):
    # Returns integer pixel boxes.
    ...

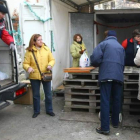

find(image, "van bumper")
[0,83,27,101]
[0,101,10,110]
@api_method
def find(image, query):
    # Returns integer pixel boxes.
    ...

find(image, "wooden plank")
[65,98,100,103]
[123,108,140,112]
[124,89,138,91]
[64,79,98,82]
[64,105,100,113]
[64,67,95,73]
[64,105,100,109]
[123,102,140,105]
[65,92,100,96]
[64,85,99,89]
[69,73,98,80]
[123,95,137,99]
[63,80,99,87]
[124,82,138,84]
[64,88,100,95]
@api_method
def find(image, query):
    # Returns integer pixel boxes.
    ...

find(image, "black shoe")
[112,125,118,128]
[46,112,55,116]
[32,113,40,118]
[138,119,140,123]
[112,123,119,128]
[96,127,110,135]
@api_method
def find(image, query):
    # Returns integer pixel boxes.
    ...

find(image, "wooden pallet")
[64,105,100,113]
[64,86,100,113]
[63,68,140,114]
[124,82,138,90]
[124,73,139,82]
[65,97,100,108]
[68,73,99,80]
[123,107,140,113]
[123,96,140,114]
[123,91,138,98]
[63,79,99,88]
[64,87,100,95]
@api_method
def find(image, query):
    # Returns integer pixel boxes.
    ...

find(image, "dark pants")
[30,79,53,114]
[100,81,122,131]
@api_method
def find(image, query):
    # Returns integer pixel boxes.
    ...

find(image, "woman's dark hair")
[132,29,140,38]
[73,34,83,41]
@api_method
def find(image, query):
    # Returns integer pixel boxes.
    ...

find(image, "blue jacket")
[90,36,125,82]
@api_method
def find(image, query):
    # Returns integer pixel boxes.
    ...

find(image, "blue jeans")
[30,79,53,114]
[100,81,122,131]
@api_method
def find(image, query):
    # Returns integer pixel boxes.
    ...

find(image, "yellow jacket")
[23,44,55,80]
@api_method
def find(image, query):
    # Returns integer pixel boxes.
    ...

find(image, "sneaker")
[96,127,110,135]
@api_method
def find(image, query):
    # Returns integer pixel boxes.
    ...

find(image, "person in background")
[104,30,108,39]
[23,34,55,118]
[90,30,125,135]
[122,29,140,66]
[134,48,140,123]
[0,4,15,50]
[70,34,87,67]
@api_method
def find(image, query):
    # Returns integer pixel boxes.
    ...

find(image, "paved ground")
[0,97,140,140]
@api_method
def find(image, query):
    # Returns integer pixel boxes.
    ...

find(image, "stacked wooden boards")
[64,67,140,115]
[63,67,100,113]
[123,71,140,115]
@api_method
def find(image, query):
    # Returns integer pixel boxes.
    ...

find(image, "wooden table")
[64,67,95,73]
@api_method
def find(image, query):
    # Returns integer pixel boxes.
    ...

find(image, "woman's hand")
[27,67,34,73]
[79,49,86,54]
[47,65,52,70]
[79,50,84,54]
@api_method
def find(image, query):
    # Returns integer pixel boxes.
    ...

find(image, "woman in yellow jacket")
[70,34,87,67]
[23,34,55,118]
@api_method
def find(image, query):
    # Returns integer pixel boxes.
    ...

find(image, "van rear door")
[0,0,18,91]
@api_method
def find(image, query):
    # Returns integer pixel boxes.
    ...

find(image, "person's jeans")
[30,79,53,114]
[100,81,122,131]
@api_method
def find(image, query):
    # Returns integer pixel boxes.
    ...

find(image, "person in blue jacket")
[90,30,125,135]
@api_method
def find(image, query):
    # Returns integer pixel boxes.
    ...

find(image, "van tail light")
[15,87,27,96]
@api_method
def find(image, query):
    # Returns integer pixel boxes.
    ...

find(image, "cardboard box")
[14,81,33,105]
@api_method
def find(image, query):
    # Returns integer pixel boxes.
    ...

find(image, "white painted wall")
[19,0,77,89]
[6,0,46,16]
[51,0,77,89]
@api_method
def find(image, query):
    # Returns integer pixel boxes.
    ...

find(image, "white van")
[0,0,27,110]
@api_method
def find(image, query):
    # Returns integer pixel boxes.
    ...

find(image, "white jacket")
[134,48,140,66]
[134,48,140,100]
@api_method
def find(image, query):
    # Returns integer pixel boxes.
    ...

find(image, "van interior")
[95,9,140,46]
[0,41,15,89]
[0,2,16,89]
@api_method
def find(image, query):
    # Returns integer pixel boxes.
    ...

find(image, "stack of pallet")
[123,68,140,115]
[63,67,140,115]
[63,67,100,113]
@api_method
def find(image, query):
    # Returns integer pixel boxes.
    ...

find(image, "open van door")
[0,0,27,110]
